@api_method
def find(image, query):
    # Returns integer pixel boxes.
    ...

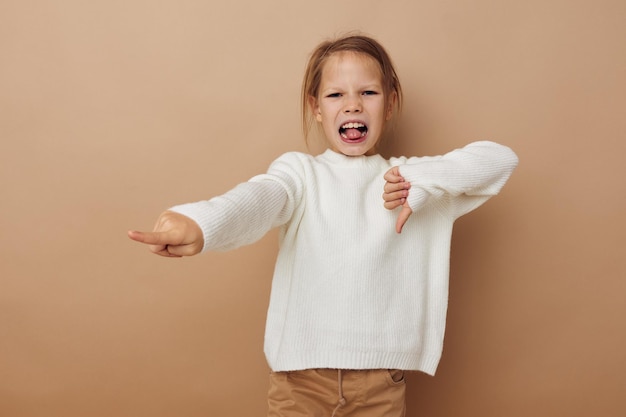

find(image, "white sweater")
[171,141,518,375]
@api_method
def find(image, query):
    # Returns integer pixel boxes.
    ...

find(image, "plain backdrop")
[1,0,625,416]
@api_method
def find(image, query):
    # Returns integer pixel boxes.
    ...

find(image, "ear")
[385,91,397,121]
[308,95,323,122]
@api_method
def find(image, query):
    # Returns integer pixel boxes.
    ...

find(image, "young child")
[128,34,518,417]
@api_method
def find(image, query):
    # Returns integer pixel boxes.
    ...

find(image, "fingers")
[383,166,404,183]
[382,184,410,209]
[383,170,410,210]
[151,245,183,258]
[384,198,405,210]
[127,229,175,245]
[383,180,410,195]
[127,230,179,257]
[395,205,413,234]
[127,230,194,257]
[160,243,198,257]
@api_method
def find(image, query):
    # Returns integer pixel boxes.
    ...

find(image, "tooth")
[342,122,368,130]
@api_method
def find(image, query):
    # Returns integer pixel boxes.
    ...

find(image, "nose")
[343,95,362,113]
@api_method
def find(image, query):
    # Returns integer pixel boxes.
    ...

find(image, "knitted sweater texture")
[171,141,518,375]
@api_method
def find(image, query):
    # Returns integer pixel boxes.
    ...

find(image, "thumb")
[395,205,413,234]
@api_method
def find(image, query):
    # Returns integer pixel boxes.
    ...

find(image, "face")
[310,52,395,156]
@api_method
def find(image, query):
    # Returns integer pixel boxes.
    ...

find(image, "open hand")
[383,166,413,233]
[127,211,204,257]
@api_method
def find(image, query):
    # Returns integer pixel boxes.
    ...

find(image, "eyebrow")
[320,82,383,93]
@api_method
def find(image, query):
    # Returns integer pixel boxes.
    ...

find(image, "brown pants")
[267,369,406,417]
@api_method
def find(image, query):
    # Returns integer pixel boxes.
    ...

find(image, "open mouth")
[339,122,368,140]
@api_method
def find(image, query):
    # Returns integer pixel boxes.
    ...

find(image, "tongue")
[344,128,363,140]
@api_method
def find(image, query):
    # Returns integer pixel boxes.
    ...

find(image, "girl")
[129,34,518,417]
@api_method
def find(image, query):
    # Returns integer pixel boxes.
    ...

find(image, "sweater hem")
[265,349,441,376]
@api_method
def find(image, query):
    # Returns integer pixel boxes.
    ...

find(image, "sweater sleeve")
[397,141,518,219]
[168,153,303,252]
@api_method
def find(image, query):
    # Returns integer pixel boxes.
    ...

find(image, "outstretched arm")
[383,141,518,230]
[128,153,303,257]
[128,211,204,258]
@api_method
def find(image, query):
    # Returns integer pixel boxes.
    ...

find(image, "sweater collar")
[318,148,385,166]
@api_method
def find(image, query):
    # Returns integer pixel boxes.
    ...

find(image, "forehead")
[320,51,383,84]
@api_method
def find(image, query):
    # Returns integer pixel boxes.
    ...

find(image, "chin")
[333,139,379,156]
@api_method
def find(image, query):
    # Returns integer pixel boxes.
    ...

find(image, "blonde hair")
[301,34,403,144]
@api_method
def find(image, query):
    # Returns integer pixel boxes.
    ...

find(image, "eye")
[326,92,342,98]
[362,90,379,96]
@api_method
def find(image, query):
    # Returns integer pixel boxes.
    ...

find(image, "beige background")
[1,0,625,416]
